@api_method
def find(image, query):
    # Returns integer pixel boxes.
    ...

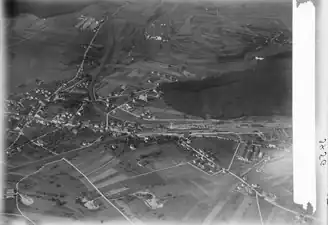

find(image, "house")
[4,188,16,199]
[138,93,148,102]
[84,200,99,210]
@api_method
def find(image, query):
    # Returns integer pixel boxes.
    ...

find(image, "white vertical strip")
[293,1,316,212]
[0,0,5,215]
[316,0,328,224]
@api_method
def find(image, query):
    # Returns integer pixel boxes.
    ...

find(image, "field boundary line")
[126,161,190,180]
[256,193,264,225]
[62,158,135,225]
[227,170,319,222]
[227,142,241,170]
[227,133,242,170]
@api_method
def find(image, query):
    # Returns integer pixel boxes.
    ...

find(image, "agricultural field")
[15,159,127,223]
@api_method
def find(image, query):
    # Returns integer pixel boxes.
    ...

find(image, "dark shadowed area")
[161,51,292,119]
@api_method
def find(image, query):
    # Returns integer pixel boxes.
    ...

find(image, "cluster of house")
[178,138,221,175]
[20,88,53,102]
[76,195,99,210]
[144,29,170,43]
[3,188,34,205]
[139,110,155,120]
[237,143,264,162]
[51,111,74,125]
[132,191,165,210]
[235,176,277,202]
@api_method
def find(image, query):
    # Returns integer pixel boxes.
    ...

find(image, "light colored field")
[39,138,241,223]
[10,134,301,225]
[118,162,237,223]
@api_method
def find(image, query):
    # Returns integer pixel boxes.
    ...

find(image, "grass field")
[16,159,127,223]
[6,134,304,225]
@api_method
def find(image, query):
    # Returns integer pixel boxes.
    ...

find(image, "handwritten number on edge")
[320,159,326,166]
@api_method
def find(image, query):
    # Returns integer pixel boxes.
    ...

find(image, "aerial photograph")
[2,0,317,225]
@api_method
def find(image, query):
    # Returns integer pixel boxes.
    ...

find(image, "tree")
[306,202,314,215]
